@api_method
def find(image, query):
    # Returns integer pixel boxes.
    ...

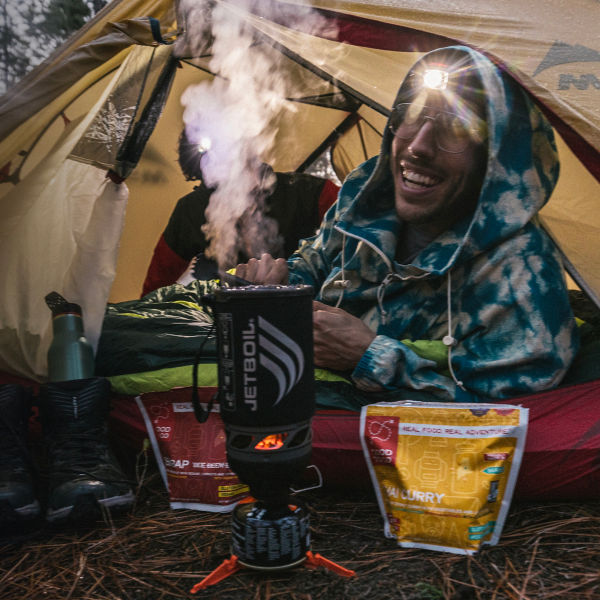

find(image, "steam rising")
[178,0,334,269]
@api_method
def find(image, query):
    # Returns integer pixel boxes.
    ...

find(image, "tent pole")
[254,35,390,118]
[296,112,360,173]
[562,255,600,310]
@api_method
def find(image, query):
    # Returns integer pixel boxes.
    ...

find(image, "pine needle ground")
[1,458,598,600]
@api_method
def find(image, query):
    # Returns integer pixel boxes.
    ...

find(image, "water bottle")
[45,292,95,382]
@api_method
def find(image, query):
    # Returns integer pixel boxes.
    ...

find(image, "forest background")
[0,0,108,96]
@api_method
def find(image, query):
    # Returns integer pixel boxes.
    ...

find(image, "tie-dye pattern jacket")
[287,46,579,403]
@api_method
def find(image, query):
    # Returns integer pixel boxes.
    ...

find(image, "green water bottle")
[45,292,95,382]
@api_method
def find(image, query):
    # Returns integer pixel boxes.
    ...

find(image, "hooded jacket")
[287,46,579,403]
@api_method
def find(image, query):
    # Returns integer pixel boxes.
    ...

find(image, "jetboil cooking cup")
[204,284,315,504]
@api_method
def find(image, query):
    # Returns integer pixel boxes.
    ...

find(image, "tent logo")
[241,316,305,409]
[533,41,600,91]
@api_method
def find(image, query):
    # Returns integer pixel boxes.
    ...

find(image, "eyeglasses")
[388,102,486,153]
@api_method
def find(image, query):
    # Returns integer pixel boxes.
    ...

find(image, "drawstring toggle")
[333,280,350,288]
[442,335,457,347]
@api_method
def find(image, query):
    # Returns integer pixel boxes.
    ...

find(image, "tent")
[0,0,599,381]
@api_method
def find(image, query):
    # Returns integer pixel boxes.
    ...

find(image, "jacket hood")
[336,45,560,277]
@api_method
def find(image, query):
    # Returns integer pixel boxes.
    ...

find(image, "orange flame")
[255,433,286,450]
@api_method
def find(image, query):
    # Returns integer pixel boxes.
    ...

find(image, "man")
[236,45,579,402]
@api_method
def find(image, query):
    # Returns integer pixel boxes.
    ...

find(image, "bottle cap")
[44,291,82,316]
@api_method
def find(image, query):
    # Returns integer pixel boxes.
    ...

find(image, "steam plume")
[178,0,334,268]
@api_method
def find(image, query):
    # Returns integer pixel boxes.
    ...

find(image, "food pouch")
[136,394,249,512]
[360,401,528,554]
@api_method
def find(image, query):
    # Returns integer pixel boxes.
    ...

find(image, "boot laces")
[44,426,134,491]
[46,426,120,479]
[0,411,31,469]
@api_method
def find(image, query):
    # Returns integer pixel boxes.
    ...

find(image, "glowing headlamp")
[197,136,212,154]
[423,68,449,90]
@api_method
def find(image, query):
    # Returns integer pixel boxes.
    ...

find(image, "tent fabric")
[0,0,599,380]
[0,14,177,177]
[0,1,177,139]
[0,45,142,378]
[0,53,131,377]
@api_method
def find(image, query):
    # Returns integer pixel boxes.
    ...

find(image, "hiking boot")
[0,384,41,526]
[38,377,134,524]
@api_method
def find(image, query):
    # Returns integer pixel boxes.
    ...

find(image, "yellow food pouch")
[360,401,528,554]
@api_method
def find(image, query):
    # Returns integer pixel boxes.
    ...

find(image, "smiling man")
[236,46,579,403]
[390,69,488,243]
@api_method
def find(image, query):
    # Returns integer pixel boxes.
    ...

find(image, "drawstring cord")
[329,230,392,323]
[323,223,467,393]
[323,228,466,393]
[330,225,398,314]
[443,271,466,391]
[332,231,349,308]
[375,270,467,390]
[376,274,394,324]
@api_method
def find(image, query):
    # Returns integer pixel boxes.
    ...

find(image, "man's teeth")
[402,169,439,188]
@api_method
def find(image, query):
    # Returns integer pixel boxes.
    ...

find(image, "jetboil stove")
[190,284,355,592]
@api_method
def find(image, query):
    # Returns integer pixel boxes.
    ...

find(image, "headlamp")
[197,136,212,154]
[423,68,449,90]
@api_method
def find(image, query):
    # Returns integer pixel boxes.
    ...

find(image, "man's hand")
[236,253,289,285]
[312,301,376,371]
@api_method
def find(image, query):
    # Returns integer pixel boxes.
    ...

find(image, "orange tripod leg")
[189,555,242,593]
[304,550,356,577]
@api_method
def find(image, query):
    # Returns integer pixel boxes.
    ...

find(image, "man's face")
[390,91,488,236]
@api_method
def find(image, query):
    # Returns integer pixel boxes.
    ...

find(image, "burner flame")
[255,433,286,451]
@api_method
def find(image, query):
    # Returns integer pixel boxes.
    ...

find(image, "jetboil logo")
[241,316,305,410]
